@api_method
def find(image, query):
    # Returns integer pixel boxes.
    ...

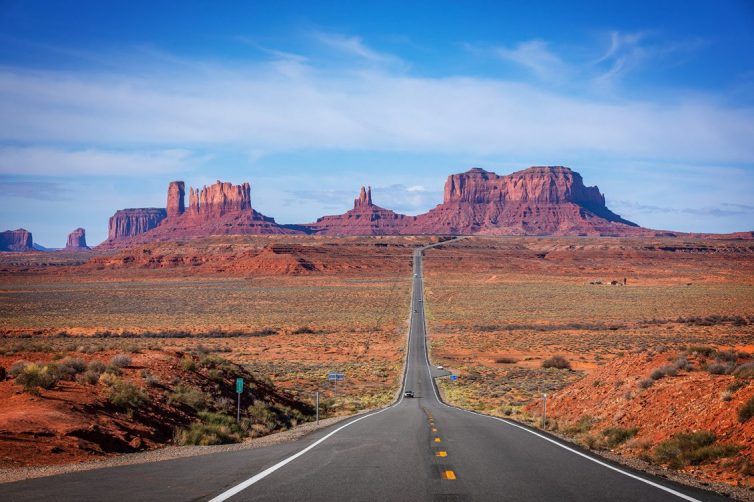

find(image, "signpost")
[542,393,547,429]
[315,391,319,424]
[236,378,244,423]
[327,372,345,393]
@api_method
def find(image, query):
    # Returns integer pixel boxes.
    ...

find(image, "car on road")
[436,365,444,370]
[403,390,414,398]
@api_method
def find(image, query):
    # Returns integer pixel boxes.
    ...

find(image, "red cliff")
[107,208,167,241]
[65,228,89,250]
[406,166,640,235]
[0,228,33,252]
[166,181,185,219]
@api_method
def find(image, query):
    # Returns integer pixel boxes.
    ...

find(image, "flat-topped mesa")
[166,181,185,219]
[188,181,252,218]
[354,186,373,210]
[65,228,89,250]
[443,166,605,206]
[108,208,167,241]
[0,228,33,251]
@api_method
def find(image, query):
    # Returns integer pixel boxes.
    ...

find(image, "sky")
[1,0,753,246]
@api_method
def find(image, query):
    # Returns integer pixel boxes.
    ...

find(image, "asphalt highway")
[0,244,732,501]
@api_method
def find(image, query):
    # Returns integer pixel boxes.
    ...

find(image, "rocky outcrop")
[406,166,641,236]
[65,228,89,250]
[166,181,185,219]
[100,180,295,247]
[0,228,33,252]
[107,208,167,241]
[189,181,251,217]
[302,186,416,235]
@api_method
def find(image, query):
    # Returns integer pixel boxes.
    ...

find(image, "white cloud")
[311,31,404,68]
[497,40,569,81]
[0,147,197,176]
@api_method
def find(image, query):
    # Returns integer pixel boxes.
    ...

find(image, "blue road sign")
[450,375,458,381]
[327,372,345,382]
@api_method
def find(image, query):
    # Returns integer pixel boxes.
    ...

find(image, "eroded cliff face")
[303,186,416,235]
[107,209,167,241]
[407,166,638,235]
[166,181,185,219]
[0,228,33,252]
[65,228,89,250]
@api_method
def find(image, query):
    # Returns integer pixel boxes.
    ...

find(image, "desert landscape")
[424,237,754,488]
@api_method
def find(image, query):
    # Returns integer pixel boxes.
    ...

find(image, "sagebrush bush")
[564,416,595,435]
[58,357,87,378]
[180,355,197,371]
[110,354,132,368]
[654,431,740,469]
[495,357,518,364]
[638,378,654,389]
[649,366,677,380]
[98,371,119,386]
[738,396,754,423]
[87,360,107,374]
[706,362,732,375]
[16,363,60,394]
[107,379,149,410]
[542,355,571,370]
[733,362,754,379]
[175,412,243,446]
[602,427,638,448]
[9,360,30,377]
[76,370,100,385]
[168,384,208,410]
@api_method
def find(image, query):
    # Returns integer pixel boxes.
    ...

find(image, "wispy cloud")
[497,40,569,81]
[0,180,70,200]
[311,31,404,68]
[0,148,199,176]
[612,200,754,217]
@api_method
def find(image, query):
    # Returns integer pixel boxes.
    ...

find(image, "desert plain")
[0,234,753,492]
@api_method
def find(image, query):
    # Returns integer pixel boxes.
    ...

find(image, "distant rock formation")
[65,228,89,250]
[303,185,415,235]
[405,166,641,235]
[101,180,294,246]
[166,181,185,219]
[108,208,167,241]
[0,228,33,251]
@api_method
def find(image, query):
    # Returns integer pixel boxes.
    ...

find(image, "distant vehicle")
[414,273,418,277]
[403,390,415,398]
[436,365,444,370]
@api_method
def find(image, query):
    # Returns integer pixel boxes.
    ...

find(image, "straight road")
[0,244,730,501]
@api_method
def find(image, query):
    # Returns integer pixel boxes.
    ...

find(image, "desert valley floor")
[0,235,753,496]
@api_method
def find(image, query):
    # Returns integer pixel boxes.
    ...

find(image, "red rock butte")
[65,227,89,250]
[0,228,33,251]
[97,165,717,246]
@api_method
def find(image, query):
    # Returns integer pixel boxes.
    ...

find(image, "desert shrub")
[653,431,740,469]
[649,366,677,381]
[564,416,595,435]
[180,355,197,371]
[58,357,87,378]
[248,401,278,430]
[292,326,315,335]
[168,384,208,410]
[582,434,600,449]
[716,350,738,362]
[0,366,5,381]
[733,362,754,379]
[495,357,518,364]
[199,354,225,369]
[98,371,119,386]
[110,354,132,368]
[108,380,149,410]
[673,357,692,371]
[687,346,715,357]
[175,412,243,445]
[706,362,733,375]
[602,427,638,448]
[76,370,100,385]
[140,370,160,387]
[542,355,571,370]
[638,379,654,389]
[16,363,61,394]
[87,360,107,374]
[738,396,754,423]
[9,360,30,377]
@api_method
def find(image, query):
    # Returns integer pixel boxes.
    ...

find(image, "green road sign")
[236,377,244,394]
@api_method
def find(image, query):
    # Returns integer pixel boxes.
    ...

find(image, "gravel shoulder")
[0,414,353,485]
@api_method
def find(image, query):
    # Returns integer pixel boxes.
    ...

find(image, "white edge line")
[207,408,391,502]
[207,249,423,502]
[418,248,703,502]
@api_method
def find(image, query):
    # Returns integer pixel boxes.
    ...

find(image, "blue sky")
[1,0,753,245]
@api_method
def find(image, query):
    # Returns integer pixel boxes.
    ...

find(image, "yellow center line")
[434,437,441,443]
[432,427,437,432]
[443,470,457,480]
[435,451,447,457]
